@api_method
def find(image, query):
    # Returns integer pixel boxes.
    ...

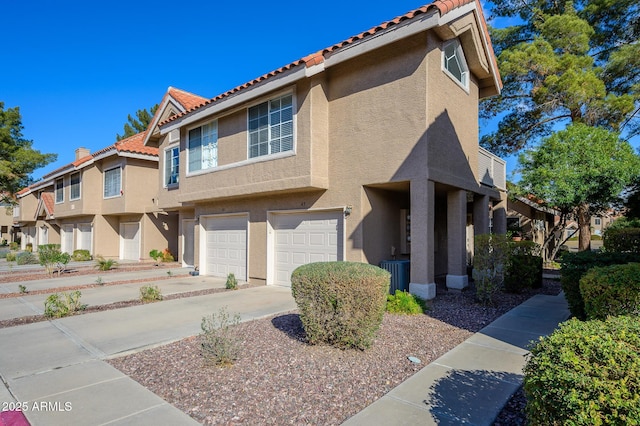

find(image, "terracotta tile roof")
[41,193,54,217]
[17,187,31,196]
[161,0,500,127]
[93,131,158,157]
[72,154,93,167]
[168,87,208,111]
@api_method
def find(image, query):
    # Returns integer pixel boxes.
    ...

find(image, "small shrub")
[524,316,640,425]
[225,273,238,290]
[95,256,118,271]
[71,249,92,261]
[95,277,104,285]
[473,234,510,304]
[25,243,32,252]
[559,251,640,320]
[18,284,27,294]
[44,291,87,318]
[291,261,390,350]
[139,285,163,303]
[200,306,242,366]
[0,249,9,259]
[16,251,37,265]
[5,252,16,262]
[38,244,71,277]
[162,248,174,262]
[603,227,640,253]
[386,291,425,314]
[149,249,163,264]
[580,263,640,320]
[9,242,18,250]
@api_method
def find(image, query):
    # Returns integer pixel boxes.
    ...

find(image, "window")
[55,178,64,203]
[443,39,469,89]
[595,218,601,225]
[70,172,81,200]
[248,94,293,158]
[165,146,180,186]
[188,121,217,173]
[104,167,121,198]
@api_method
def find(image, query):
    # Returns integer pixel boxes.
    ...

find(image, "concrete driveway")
[0,272,296,425]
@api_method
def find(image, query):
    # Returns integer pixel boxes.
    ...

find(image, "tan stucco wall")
[0,206,13,242]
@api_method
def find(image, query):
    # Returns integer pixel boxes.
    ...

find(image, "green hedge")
[580,263,640,320]
[291,261,390,350]
[559,251,640,320]
[604,227,640,253]
[505,254,543,293]
[524,316,640,425]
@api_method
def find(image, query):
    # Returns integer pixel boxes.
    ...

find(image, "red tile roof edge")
[160,0,499,127]
[93,130,158,157]
[41,193,54,217]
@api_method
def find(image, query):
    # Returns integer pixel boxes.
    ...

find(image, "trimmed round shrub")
[559,251,640,320]
[291,261,390,350]
[524,316,640,425]
[71,249,92,261]
[580,263,640,320]
[16,251,37,265]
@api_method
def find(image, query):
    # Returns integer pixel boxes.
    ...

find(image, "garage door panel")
[204,216,247,281]
[272,211,343,287]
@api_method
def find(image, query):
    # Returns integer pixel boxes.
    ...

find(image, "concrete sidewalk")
[0,285,297,425]
[342,292,570,425]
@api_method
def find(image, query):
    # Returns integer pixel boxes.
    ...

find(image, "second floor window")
[248,94,293,158]
[188,121,218,173]
[104,167,121,198]
[55,178,64,203]
[70,172,81,200]
[443,39,469,89]
[165,146,179,186]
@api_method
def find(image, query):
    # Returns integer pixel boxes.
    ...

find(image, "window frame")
[70,172,81,201]
[164,145,180,187]
[442,39,470,91]
[247,93,294,159]
[187,120,218,175]
[54,178,64,204]
[103,166,122,199]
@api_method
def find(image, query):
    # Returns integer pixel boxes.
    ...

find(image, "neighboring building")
[0,201,14,244]
[507,195,560,262]
[145,0,506,299]
[16,134,163,259]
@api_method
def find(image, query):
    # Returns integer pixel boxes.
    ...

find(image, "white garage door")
[77,224,92,254]
[271,210,343,287]
[120,223,140,260]
[203,215,247,280]
[61,225,74,254]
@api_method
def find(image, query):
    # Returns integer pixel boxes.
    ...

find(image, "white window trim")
[186,120,218,175]
[70,172,81,201]
[55,178,64,204]
[442,39,470,92]
[164,144,180,188]
[103,165,122,199]
[247,92,296,160]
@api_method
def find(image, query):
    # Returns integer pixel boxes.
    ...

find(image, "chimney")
[75,147,90,160]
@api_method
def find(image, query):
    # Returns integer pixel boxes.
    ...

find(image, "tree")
[116,104,159,141]
[518,123,640,253]
[481,1,639,155]
[0,102,57,203]
[623,176,640,219]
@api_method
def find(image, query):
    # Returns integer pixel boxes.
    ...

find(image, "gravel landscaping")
[108,278,561,425]
[1,261,559,424]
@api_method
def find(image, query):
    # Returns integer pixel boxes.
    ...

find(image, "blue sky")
[0,0,613,183]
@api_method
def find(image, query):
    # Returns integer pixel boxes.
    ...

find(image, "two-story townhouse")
[15,183,57,251]
[146,0,507,299]
[16,132,170,260]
